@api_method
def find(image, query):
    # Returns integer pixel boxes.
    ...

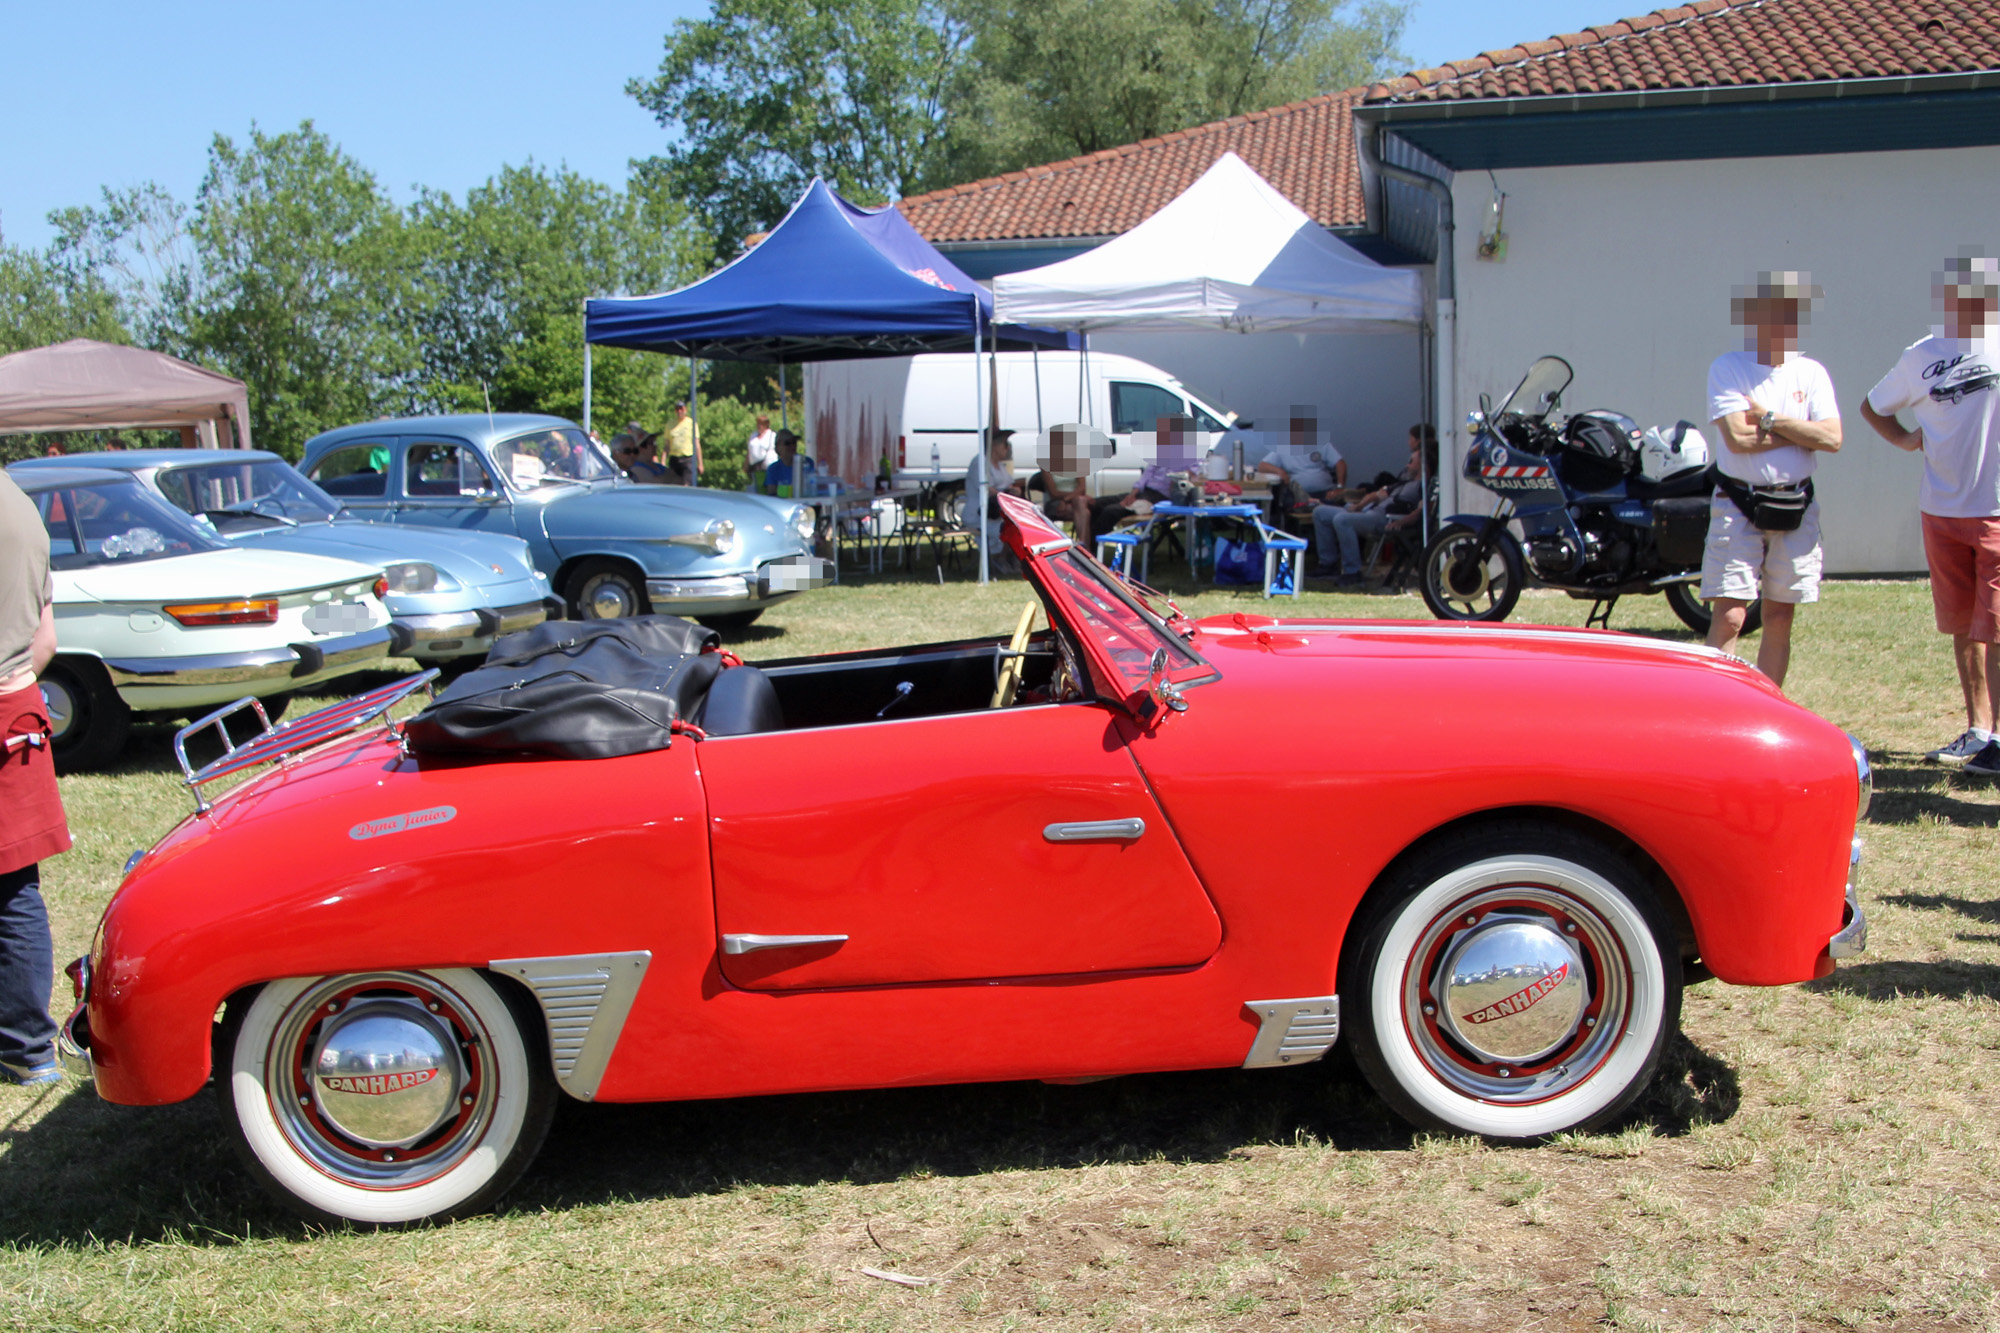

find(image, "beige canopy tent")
[0,339,252,448]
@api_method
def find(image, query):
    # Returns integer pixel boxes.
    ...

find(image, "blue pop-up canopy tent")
[585,178,1071,362]
[585,178,1073,580]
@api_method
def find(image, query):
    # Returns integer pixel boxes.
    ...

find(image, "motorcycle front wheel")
[1663,581,1762,637]
[1421,524,1524,622]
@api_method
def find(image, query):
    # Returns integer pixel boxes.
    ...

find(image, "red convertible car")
[59,493,1869,1224]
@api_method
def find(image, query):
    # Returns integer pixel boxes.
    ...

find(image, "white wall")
[1447,144,2000,573]
[1094,329,1425,484]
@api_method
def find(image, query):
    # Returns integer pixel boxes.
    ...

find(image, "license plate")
[302,602,374,636]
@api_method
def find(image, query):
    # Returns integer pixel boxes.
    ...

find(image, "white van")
[806,351,1240,496]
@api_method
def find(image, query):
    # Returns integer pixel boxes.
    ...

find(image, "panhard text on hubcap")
[1438,916,1586,1063]
[310,999,463,1149]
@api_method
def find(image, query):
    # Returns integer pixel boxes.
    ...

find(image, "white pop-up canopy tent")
[993,152,1422,334]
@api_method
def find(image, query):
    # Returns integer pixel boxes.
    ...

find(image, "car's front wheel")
[1342,824,1681,1140]
[40,658,131,773]
[566,560,648,620]
[218,968,555,1225]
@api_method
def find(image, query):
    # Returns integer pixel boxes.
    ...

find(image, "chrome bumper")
[644,556,831,607]
[103,624,393,687]
[397,599,549,649]
[56,1003,92,1081]
[1829,836,1868,960]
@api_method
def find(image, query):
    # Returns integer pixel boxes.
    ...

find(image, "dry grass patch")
[4,575,1999,1330]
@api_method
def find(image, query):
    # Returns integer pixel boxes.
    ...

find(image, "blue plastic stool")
[1096,529,1143,578]
[1257,523,1308,598]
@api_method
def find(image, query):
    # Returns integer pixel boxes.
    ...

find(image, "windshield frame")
[33,477,229,570]
[1495,356,1575,421]
[156,457,343,528]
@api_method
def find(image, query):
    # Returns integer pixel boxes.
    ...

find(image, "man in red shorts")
[0,467,71,1083]
[1861,255,2000,775]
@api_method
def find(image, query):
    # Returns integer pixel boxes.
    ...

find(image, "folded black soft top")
[404,616,722,761]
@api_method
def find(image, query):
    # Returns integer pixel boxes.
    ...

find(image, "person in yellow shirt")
[666,402,702,485]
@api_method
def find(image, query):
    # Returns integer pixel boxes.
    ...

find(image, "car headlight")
[382,561,452,594]
[789,505,814,542]
[1847,733,1872,821]
[666,518,738,555]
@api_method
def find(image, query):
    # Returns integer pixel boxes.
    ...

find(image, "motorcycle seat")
[1627,466,1711,501]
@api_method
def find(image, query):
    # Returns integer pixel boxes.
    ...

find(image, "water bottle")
[930,442,940,476]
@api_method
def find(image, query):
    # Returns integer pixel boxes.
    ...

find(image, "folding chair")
[1255,521,1308,598]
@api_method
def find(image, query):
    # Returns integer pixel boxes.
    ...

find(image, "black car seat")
[698,664,784,736]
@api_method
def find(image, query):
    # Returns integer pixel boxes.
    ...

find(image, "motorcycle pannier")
[1651,497,1711,566]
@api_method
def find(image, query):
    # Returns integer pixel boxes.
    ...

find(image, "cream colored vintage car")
[12,465,395,770]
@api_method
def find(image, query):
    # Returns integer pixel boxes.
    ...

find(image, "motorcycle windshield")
[1496,357,1574,421]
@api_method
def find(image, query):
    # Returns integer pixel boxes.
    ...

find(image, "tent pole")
[779,361,788,432]
[1032,347,1043,433]
[582,330,593,437]
[689,355,701,487]
[975,312,989,585]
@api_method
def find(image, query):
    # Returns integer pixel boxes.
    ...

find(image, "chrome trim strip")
[103,646,299,687]
[488,951,652,1101]
[1829,838,1868,960]
[396,610,485,640]
[1043,818,1146,843]
[1242,996,1341,1068]
[720,933,849,955]
[56,1005,93,1081]
[492,600,549,635]
[645,575,754,601]
[305,625,393,673]
[1208,622,1726,659]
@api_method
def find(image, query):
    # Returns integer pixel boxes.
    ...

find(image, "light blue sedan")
[300,414,825,627]
[16,450,556,664]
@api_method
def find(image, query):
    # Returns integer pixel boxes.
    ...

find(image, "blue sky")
[1,0,1638,252]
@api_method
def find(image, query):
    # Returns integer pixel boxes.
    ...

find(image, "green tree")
[950,0,1410,176]
[171,122,424,458]
[629,0,975,255]
[0,242,128,356]
[408,162,708,434]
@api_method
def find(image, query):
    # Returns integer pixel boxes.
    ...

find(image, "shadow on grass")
[0,1025,1745,1249]
[1805,959,2000,1001]
[1856,761,2000,829]
[1879,891,2000,924]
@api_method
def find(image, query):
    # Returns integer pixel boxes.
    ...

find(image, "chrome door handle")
[721,933,848,955]
[1043,818,1145,843]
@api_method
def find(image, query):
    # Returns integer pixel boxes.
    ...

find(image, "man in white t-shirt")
[1254,405,1347,499]
[1702,272,1844,687]
[1860,255,2000,774]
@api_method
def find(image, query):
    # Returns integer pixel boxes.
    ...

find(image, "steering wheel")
[991,601,1039,708]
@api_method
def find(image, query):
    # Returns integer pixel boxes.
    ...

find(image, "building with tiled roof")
[897,90,1368,255]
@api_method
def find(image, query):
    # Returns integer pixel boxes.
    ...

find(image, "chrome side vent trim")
[1242,996,1340,1068]
[488,951,651,1101]
[1043,818,1145,843]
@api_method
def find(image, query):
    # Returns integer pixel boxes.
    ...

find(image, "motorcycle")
[1419,355,1761,636]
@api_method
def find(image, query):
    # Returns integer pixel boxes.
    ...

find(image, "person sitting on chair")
[1255,405,1347,505]
[1312,424,1435,585]
[763,430,816,496]
[965,429,1025,574]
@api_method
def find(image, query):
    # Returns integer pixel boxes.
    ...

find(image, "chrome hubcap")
[310,999,461,1148]
[268,973,494,1189]
[39,680,75,741]
[587,581,633,618]
[1403,886,1630,1104]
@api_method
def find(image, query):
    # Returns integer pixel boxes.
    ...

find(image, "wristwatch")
[1759,410,1776,433]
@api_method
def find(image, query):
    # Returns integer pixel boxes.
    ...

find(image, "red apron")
[0,682,71,876]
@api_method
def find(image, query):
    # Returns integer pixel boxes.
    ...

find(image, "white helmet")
[1639,420,1710,481]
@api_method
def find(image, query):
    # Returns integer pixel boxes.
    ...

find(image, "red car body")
[67,494,1866,1221]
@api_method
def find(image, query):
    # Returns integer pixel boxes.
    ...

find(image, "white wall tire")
[219,969,554,1225]
[1343,827,1681,1140]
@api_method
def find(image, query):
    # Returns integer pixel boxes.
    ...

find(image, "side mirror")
[1144,647,1189,716]
[1479,392,1492,416]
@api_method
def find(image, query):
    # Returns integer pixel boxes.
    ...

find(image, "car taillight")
[372,576,389,599]
[163,598,279,626]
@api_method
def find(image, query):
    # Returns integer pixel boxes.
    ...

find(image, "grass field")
[4,568,1997,1332]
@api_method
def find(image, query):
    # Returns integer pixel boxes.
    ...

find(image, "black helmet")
[1561,411,1641,490]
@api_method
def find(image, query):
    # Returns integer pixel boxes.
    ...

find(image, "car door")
[303,438,397,520]
[388,439,521,538]
[701,701,1222,991]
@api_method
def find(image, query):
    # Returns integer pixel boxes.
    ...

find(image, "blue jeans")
[0,865,56,1072]
[1313,505,1390,573]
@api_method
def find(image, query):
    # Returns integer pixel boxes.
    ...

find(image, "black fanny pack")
[1711,468,1813,532]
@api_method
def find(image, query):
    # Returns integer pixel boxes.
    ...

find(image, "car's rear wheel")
[218,968,555,1225]
[566,560,648,620]
[40,658,131,773]
[1664,581,1762,637]
[1342,824,1680,1140]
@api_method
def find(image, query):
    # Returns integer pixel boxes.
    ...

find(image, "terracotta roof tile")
[897,89,1367,244]
[1366,0,2000,103]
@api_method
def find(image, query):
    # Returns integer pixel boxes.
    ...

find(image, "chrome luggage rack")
[173,670,440,813]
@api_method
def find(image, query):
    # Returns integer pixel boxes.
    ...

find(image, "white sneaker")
[1927,729,1989,766]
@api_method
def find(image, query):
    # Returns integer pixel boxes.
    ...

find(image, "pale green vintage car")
[301,414,827,628]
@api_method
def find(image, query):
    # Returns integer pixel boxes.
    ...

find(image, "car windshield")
[492,428,619,491]
[33,478,226,569]
[1495,356,1575,421]
[1037,548,1206,690]
[156,458,342,530]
